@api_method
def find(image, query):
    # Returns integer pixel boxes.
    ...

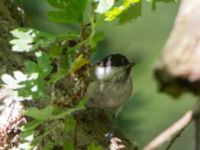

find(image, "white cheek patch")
[95,66,112,80]
[96,67,106,80]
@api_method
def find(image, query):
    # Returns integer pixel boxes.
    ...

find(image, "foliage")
[10,28,56,52]
[47,0,88,23]
[87,143,103,150]
[0,0,177,149]
[148,0,178,9]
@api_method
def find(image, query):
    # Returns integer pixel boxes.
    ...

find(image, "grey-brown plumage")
[86,54,134,115]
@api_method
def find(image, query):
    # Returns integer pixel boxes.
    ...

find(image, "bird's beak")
[125,62,135,70]
[131,62,135,67]
[127,62,135,68]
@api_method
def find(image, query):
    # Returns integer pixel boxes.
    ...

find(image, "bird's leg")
[105,106,122,141]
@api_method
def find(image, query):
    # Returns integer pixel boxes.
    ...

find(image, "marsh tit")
[86,54,134,116]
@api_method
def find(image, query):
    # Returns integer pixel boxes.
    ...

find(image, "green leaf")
[95,0,114,14]
[33,77,46,98]
[49,102,85,120]
[24,106,54,121]
[47,10,81,23]
[64,116,75,133]
[21,120,42,139]
[104,0,140,22]
[43,142,55,150]
[10,29,35,52]
[17,52,52,99]
[47,0,88,23]
[36,51,52,77]
[47,0,69,9]
[10,28,56,52]
[64,142,74,150]
[49,68,69,83]
[18,75,46,99]
[31,135,43,146]
[90,32,104,48]
[87,143,103,150]
[149,0,177,10]
[48,45,63,58]
[76,97,87,110]
[70,54,89,74]
[24,61,41,74]
[118,1,141,24]
[49,108,77,120]
[18,62,44,99]
[22,120,42,132]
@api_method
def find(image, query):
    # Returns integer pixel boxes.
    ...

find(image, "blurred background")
[17,0,196,149]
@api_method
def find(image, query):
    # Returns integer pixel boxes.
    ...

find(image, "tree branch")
[143,111,193,150]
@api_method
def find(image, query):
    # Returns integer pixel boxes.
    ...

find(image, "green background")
[18,1,196,149]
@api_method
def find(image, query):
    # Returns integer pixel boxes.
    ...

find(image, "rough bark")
[73,109,137,150]
[0,0,26,73]
[0,0,27,148]
[154,0,200,97]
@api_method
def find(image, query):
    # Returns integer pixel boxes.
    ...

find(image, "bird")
[86,53,134,117]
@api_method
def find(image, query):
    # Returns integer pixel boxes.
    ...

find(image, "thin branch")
[143,110,193,150]
[165,119,189,150]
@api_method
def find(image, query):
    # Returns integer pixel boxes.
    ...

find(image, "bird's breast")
[87,77,133,109]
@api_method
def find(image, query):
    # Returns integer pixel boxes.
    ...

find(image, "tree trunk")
[154,0,200,97]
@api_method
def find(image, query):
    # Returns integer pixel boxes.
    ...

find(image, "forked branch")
[143,111,193,150]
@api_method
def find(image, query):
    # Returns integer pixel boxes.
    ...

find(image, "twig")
[143,110,193,150]
[165,119,189,150]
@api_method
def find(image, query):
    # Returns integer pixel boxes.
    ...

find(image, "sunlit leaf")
[118,1,141,24]
[95,0,114,14]
[1,71,26,89]
[104,0,140,22]
[10,28,56,52]
[18,141,35,150]
[10,29,35,52]
[70,54,89,74]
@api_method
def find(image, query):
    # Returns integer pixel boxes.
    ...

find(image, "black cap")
[97,54,132,67]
